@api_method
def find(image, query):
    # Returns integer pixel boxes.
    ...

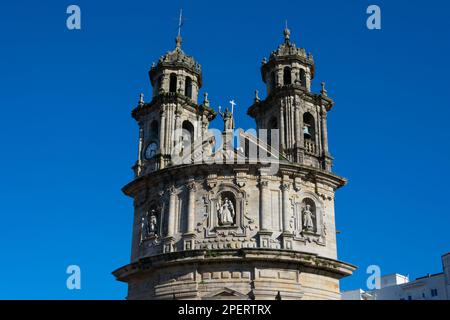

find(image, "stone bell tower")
[133,35,215,175]
[248,26,333,171]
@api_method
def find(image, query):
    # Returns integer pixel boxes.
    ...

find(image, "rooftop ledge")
[112,248,357,282]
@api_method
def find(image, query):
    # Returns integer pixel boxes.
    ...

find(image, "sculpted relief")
[140,208,159,245]
[217,195,235,226]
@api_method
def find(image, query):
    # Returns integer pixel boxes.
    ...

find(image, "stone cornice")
[112,248,357,282]
[122,161,346,197]
[247,86,334,118]
[132,92,216,122]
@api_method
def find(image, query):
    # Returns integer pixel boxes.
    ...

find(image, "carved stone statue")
[302,204,314,232]
[140,209,158,243]
[219,106,234,132]
[148,211,157,235]
[217,196,235,226]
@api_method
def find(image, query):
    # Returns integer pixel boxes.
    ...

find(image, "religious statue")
[219,106,234,132]
[140,209,158,244]
[302,204,314,232]
[216,196,235,226]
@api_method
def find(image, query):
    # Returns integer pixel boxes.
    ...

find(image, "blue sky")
[0,0,449,299]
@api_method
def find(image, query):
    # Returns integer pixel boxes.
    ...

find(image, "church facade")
[112,27,356,300]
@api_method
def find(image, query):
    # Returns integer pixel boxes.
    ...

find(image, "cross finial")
[229,99,236,114]
[283,20,290,43]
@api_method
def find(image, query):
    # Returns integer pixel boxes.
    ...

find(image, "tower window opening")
[300,69,306,87]
[303,112,315,140]
[270,71,276,91]
[283,67,292,85]
[155,76,162,94]
[303,112,316,154]
[185,76,193,99]
[267,117,278,148]
[150,120,159,138]
[169,73,177,93]
[181,120,194,158]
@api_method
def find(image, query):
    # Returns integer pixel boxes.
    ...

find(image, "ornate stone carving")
[302,204,314,232]
[140,209,159,246]
[217,196,235,226]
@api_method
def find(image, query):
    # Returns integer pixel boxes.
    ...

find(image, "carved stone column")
[259,180,270,230]
[320,105,332,171]
[281,181,291,233]
[279,106,285,151]
[159,108,166,169]
[183,181,197,250]
[186,181,196,233]
[257,179,273,248]
[164,185,176,253]
[281,178,294,250]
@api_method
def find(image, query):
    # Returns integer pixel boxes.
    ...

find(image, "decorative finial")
[254,89,260,102]
[139,93,144,106]
[229,99,236,115]
[283,20,290,43]
[203,92,209,107]
[321,82,327,96]
[175,35,182,48]
[262,57,267,65]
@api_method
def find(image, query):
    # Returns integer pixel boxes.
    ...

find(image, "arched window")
[184,76,193,99]
[270,71,276,91]
[181,120,194,156]
[267,117,278,148]
[303,112,315,140]
[300,69,306,87]
[169,73,177,93]
[283,67,292,85]
[150,120,159,138]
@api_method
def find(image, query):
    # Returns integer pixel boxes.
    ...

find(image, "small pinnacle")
[139,93,144,105]
[283,23,291,43]
[175,35,182,48]
[254,89,260,102]
[321,82,327,96]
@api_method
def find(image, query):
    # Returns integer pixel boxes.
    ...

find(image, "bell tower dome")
[248,27,334,170]
[149,35,202,103]
[132,35,215,175]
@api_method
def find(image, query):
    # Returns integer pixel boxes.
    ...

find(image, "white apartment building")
[342,252,450,300]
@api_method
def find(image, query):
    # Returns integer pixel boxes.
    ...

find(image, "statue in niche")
[140,209,158,244]
[302,204,315,232]
[216,196,235,226]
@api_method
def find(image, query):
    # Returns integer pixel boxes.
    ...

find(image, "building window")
[431,289,438,297]
[283,67,291,85]
[184,76,192,99]
[169,73,177,93]
[270,71,276,91]
[181,120,194,157]
[267,117,278,149]
[300,69,306,87]
[150,120,159,138]
[407,295,412,300]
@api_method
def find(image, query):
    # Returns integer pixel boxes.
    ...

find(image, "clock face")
[144,142,158,160]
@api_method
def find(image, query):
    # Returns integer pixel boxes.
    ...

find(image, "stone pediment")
[203,287,249,300]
